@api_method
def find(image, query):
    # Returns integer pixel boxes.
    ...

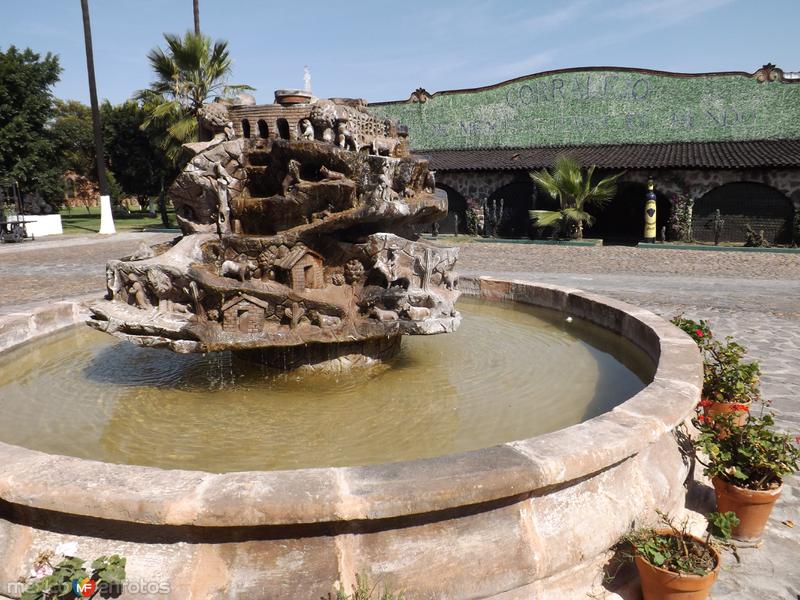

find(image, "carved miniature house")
[274,246,324,291]
[221,294,271,334]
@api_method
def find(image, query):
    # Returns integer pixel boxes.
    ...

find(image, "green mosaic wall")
[369,70,800,150]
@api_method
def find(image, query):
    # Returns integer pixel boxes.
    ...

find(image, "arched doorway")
[585,181,669,244]
[489,181,535,238]
[257,119,268,138]
[693,182,794,244]
[436,185,468,234]
[241,119,251,139]
[276,118,290,140]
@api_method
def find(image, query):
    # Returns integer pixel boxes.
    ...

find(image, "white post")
[98,195,116,234]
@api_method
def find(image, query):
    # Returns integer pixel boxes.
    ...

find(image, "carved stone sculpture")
[88,94,460,371]
[299,118,315,140]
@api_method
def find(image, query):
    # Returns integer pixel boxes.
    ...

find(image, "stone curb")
[0,278,702,528]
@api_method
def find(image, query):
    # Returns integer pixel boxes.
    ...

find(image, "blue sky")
[4,0,799,105]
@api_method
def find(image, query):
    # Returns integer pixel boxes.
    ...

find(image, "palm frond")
[223,83,256,94]
[530,169,560,200]
[168,116,198,144]
[584,170,625,207]
[137,30,250,162]
[562,207,595,227]
[529,210,563,227]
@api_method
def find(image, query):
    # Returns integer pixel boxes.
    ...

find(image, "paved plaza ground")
[0,233,797,599]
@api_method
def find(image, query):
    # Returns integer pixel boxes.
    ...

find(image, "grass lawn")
[60,207,176,234]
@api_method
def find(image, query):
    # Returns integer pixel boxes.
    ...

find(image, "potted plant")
[670,316,760,425]
[701,338,761,424]
[626,511,737,600]
[694,411,800,541]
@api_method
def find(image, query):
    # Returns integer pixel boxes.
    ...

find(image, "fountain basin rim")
[0,277,702,528]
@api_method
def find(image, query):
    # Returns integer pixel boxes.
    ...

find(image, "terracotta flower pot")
[634,532,720,600]
[702,398,750,427]
[713,476,782,541]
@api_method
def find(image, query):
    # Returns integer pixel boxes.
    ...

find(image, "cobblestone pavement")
[459,242,800,280]
[0,236,798,599]
[0,232,176,314]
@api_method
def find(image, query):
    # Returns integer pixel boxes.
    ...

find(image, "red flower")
[695,329,704,337]
[733,404,749,412]
[699,399,712,408]
[697,415,707,423]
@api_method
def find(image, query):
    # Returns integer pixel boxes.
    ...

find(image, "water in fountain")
[0,297,652,472]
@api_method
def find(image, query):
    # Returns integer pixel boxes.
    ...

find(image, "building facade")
[368,64,800,243]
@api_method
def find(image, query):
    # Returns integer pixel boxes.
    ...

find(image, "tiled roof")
[420,140,800,171]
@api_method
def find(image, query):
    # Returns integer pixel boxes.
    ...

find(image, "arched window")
[257,119,268,138]
[241,119,251,138]
[276,118,290,140]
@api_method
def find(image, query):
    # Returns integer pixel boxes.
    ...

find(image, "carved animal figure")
[401,304,431,321]
[320,165,346,181]
[299,119,315,140]
[221,256,257,282]
[371,137,400,157]
[308,310,342,328]
[424,170,436,192]
[335,122,358,151]
[442,271,459,290]
[370,306,399,322]
[128,242,155,261]
[281,159,303,193]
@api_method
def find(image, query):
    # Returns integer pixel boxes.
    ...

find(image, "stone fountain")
[0,90,703,600]
[88,96,460,370]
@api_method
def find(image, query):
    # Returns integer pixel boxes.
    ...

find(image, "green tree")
[51,99,95,178]
[0,46,62,203]
[529,155,623,239]
[136,31,253,163]
[102,100,175,211]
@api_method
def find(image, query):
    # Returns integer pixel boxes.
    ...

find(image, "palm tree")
[137,31,253,163]
[81,0,115,233]
[529,155,623,240]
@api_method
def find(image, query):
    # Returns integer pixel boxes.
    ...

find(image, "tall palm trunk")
[193,0,200,34]
[80,0,109,198]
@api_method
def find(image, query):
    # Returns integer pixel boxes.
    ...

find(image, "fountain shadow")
[82,340,398,392]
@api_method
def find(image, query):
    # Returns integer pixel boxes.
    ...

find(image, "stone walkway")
[0,235,797,599]
[0,232,175,314]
